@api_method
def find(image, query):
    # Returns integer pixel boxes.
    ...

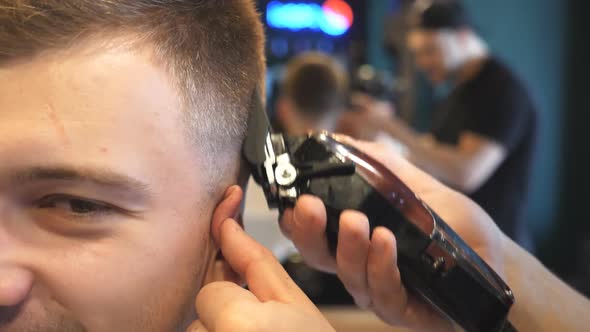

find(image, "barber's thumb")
[187,320,209,332]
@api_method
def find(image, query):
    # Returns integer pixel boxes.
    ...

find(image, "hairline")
[1,30,244,196]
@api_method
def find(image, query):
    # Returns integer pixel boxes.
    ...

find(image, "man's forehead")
[0,44,205,184]
[0,44,182,122]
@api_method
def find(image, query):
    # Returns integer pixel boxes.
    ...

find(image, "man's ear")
[203,185,245,285]
[203,253,243,285]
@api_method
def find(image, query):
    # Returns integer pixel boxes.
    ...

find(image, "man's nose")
[0,266,34,306]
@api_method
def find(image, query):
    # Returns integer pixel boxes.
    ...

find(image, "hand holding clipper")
[243,92,516,332]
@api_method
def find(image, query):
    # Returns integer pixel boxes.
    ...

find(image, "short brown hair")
[0,0,265,183]
[282,52,348,117]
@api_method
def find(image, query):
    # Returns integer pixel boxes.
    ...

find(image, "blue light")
[266,1,322,31]
[266,1,351,36]
[319,8,349,36]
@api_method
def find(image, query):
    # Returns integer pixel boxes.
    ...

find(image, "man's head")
[406,0,487,84]
[0,1,264,331]
[276,52,348,135]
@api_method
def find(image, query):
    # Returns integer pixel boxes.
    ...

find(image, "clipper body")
[243,94,515,332]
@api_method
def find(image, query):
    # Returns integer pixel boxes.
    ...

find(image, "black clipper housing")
[243,93,515,332]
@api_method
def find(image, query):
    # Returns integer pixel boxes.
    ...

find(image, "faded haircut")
[0,0,266,189]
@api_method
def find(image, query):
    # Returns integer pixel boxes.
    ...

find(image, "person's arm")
[347,93,507,193]
[381,119,506,193]
[401,81,531,194]
[503,236,590,331]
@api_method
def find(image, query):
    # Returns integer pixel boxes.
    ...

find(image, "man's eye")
[37,195,114,216]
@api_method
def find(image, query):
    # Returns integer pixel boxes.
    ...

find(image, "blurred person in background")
[245,52,400,330]
[338,65,408,155]
[347,0,538,247]
[245,52,349,263]
[276,52,349,135]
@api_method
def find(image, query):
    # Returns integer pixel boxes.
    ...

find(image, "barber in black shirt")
[347,1,537,244]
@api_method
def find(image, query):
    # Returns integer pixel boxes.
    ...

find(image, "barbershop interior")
[1,0,589,331]
[245,0,590,330]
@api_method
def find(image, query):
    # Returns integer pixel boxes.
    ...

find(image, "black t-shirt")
[431,57,537,240]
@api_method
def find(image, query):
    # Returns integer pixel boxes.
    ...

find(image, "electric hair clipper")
[242,92,516,332]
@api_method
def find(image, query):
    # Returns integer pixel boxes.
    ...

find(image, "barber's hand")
[337,93,395,141]
[188,188,334,332]
[279,137,506,332]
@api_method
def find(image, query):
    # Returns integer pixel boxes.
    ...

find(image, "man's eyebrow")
[12,166,151,199]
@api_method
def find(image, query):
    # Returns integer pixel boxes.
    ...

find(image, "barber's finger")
[211,185,243,244]
[336,210,371,308]
[367,227,451,330]
[186,320,209,332]
[218,218,315,307]
[366,227,407,325]
[196,281,258,331]
[280,195,337,273]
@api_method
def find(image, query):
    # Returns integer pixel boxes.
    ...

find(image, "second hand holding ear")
[190,186,335,332]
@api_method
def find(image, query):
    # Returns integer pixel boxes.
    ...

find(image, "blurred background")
[246,0,589,328]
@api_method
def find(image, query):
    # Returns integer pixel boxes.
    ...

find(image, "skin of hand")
[187,186,335,332]
[279,137,506,332]
[340,93,506,194]
[337,93,396,141]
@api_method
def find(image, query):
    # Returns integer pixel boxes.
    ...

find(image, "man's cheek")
[62,224,211,330]
[33,239,142,330]
[26,235,146,328]
[21,201,212,330]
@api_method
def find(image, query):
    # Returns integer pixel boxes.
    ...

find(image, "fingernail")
[224,186,237,199]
